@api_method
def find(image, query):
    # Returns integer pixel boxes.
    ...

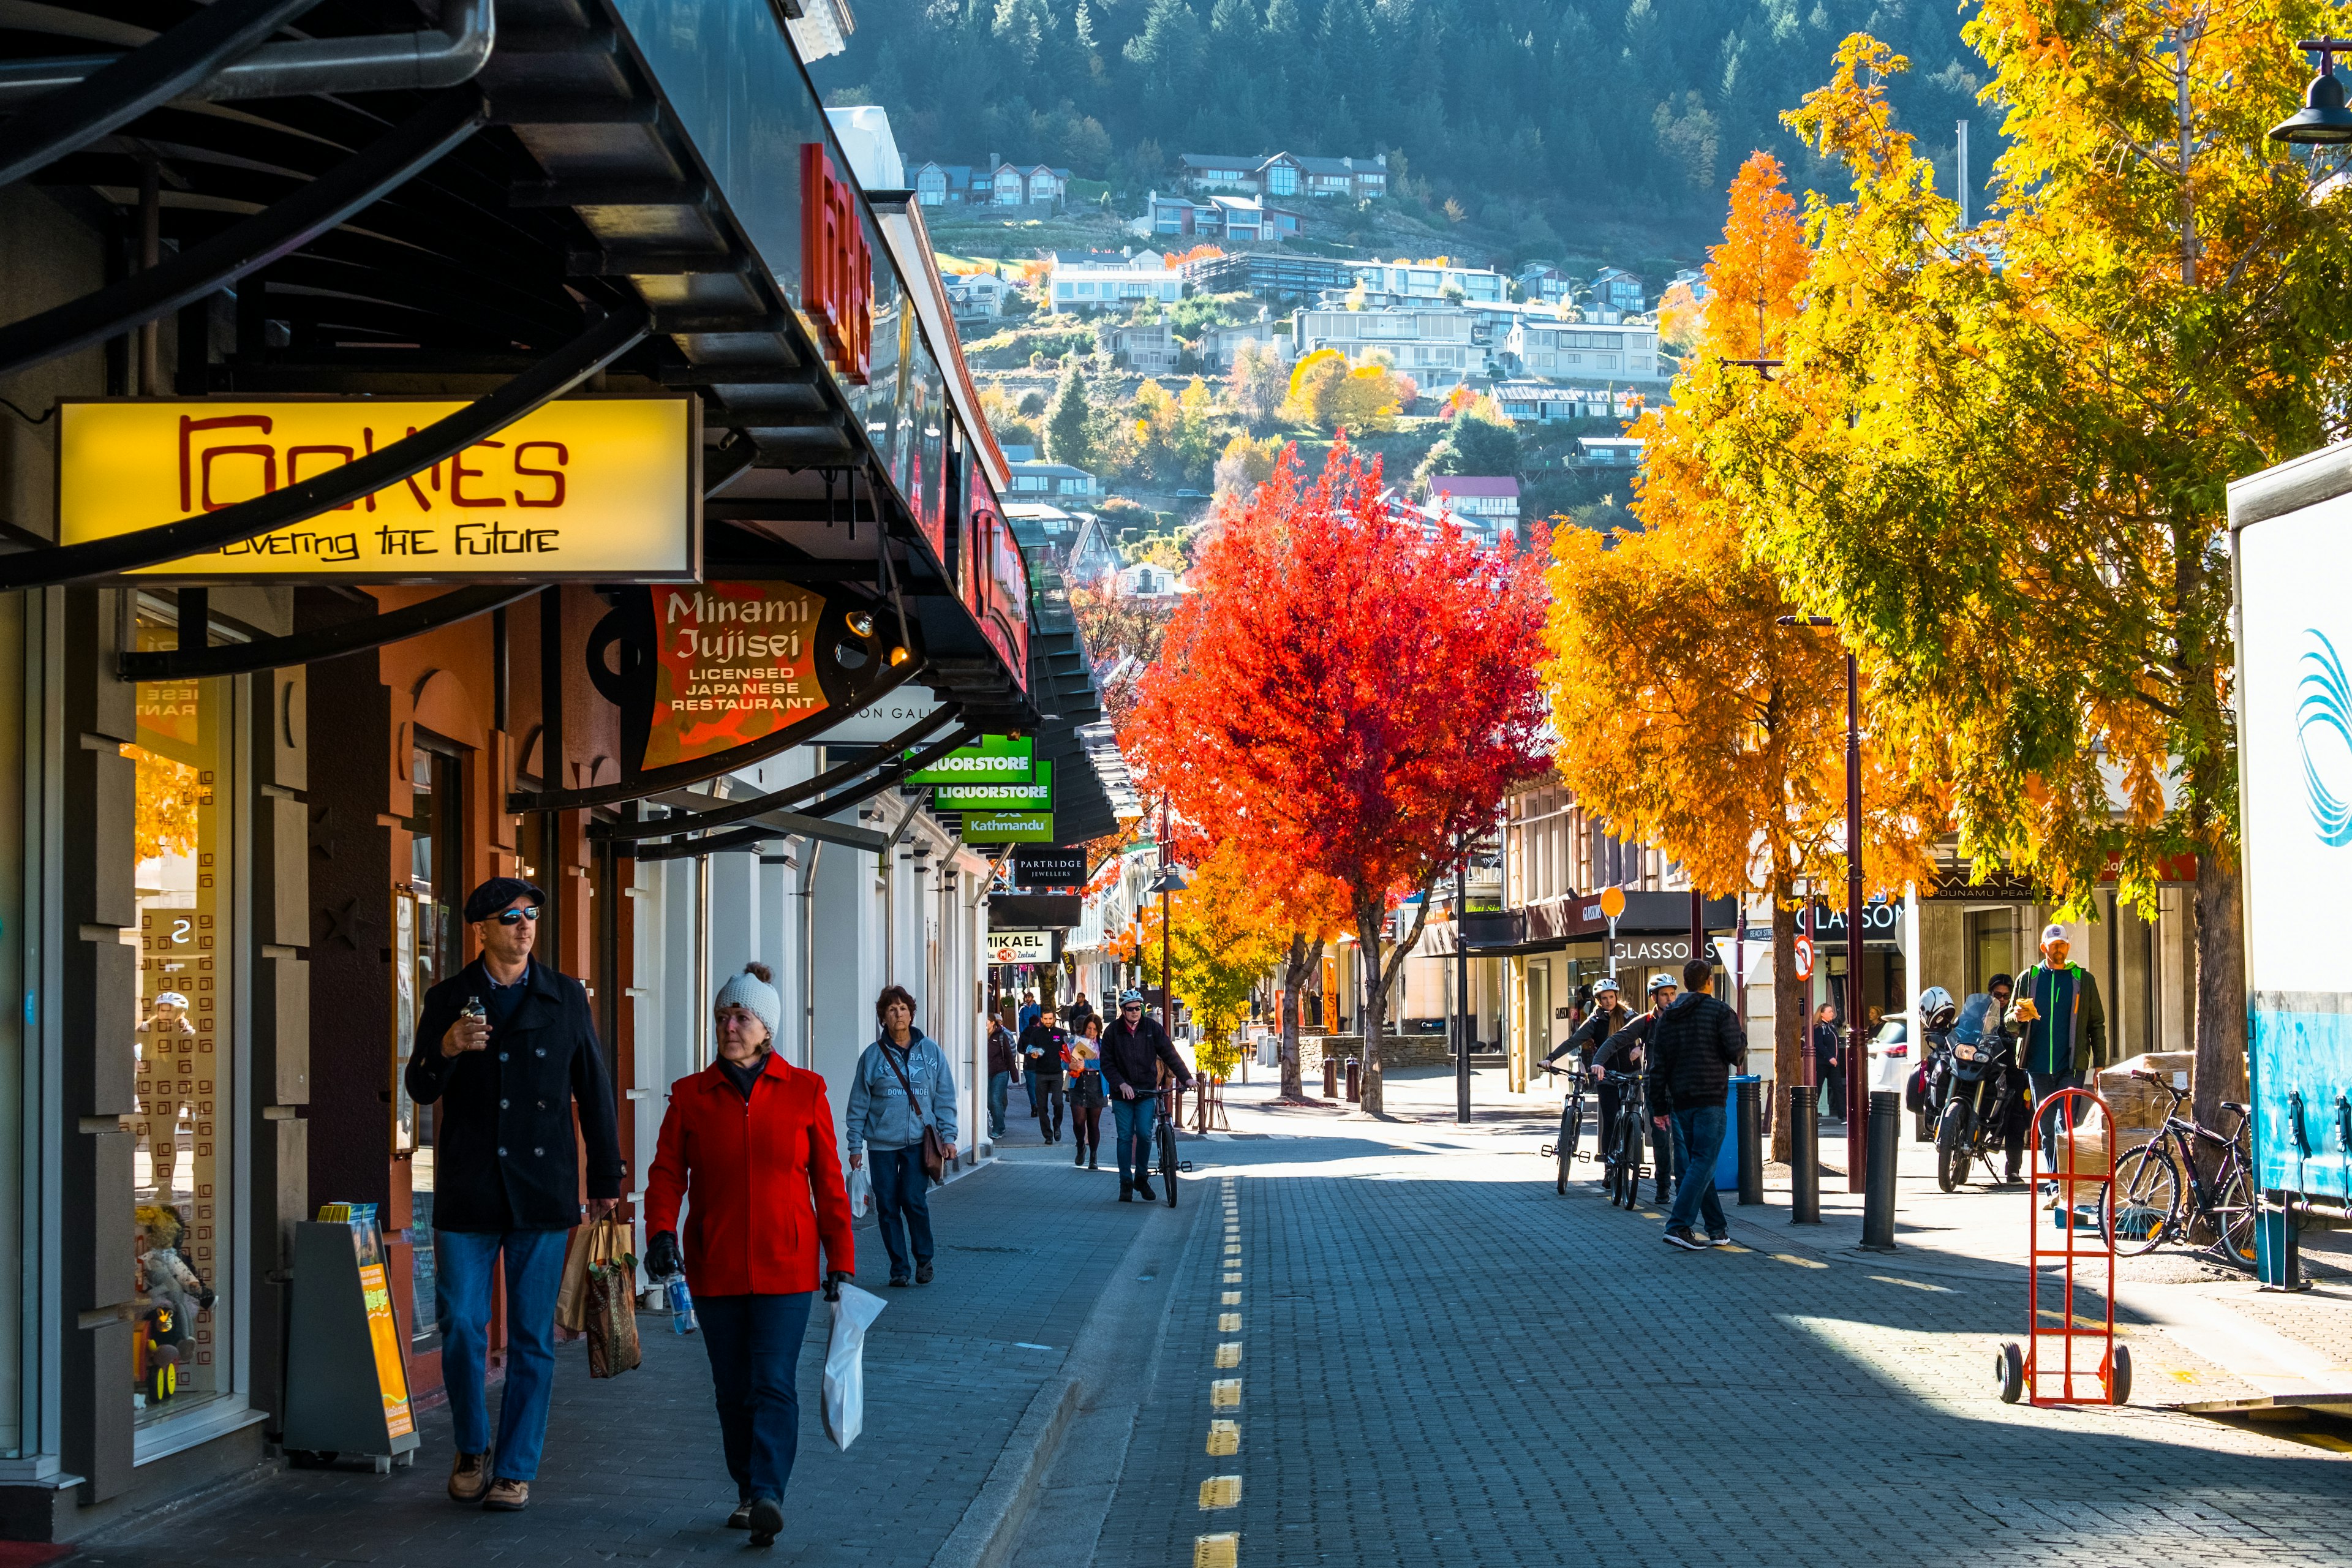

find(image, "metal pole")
[1689,886,1703,971]
[1159,794,1172,1038]
[1845,650,1867,1193]
[1455,852,1471,1125]
[1862,1090,1900,1250]
[1789,1085,1821,1223]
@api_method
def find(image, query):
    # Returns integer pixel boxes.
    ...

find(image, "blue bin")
[1714,1076,1761,1191]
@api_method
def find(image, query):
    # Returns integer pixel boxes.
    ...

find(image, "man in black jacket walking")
[1645,957,1745,1250]
[1099,989,1194,1202]
[1018,1007,1071,1144]
[405,878,624,1512]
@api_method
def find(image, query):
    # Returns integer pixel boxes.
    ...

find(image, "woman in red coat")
[646,963,854,1547]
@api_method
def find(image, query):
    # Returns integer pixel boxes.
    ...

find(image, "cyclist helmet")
[1917,985,1957,1031]
[1647,973,1678,994]
[1592,976,1621,995]
[1118,988,1145,1008]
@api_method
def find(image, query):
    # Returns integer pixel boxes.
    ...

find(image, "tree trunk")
[1770,880,1803,1163]
[2191,853,2247,1137]
[1357,908,1388,1116]
[1279,933,1308,1100]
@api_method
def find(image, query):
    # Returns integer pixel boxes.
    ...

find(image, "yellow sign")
[57,398,698,581]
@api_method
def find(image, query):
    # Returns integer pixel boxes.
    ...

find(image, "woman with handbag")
[845,984,959,1289]
[1066,1017,1107,1170]
[644,963,854,1547]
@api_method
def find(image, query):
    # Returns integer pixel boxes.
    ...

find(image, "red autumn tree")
[1128,443,1550,1115]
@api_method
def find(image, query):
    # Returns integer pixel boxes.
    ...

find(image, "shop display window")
[127,614,231,1425]
[403,741,462,1352]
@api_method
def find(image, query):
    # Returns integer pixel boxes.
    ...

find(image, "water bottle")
[666,1273,698,1335]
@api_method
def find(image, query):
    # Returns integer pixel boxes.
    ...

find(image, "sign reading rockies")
[56,398,698,581]
[645,584,828,770]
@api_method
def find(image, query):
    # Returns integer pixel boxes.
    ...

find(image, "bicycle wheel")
[2105,1143,2179,1256]
[1615,1118,1644,1209]
[1557,1102,1577,1194]
[2209,1161,2256,1267]
[1158,1118,1178,1208]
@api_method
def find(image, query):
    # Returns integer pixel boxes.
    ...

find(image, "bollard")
[1345,1057,1361,1102]
[1789,1085,1821,1224]
[1322,1056,1339,1099]
[1736,1077,1764,1205]
[1861,1090,1900,1252]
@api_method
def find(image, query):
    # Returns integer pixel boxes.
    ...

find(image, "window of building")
[128,609,236,1433]
[1266,164,1297,194]
[400,739,462,1352]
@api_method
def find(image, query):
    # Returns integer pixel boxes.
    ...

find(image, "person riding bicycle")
[1597,973,1680,1204]
[1550,977,1634,1170]
[1100,989,1194,1204]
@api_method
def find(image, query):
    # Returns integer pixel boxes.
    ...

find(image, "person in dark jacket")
[1099,989,1195,1202]
[1600,974,1682,1204]
[2005,925,2110,1200]
[645,964,853,1546]
[405,878,623,1513]
[986,1016,1019,1140]
[1549,977,1632,1177]
[1810,1003,1844,1123]
[1645,957,1746,1249]
[1019,1008,1071,1144]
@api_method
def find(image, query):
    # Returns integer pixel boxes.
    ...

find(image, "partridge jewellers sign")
[56,397,698,582]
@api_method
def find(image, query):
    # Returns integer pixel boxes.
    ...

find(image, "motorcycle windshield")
[1953,992,1996,1046]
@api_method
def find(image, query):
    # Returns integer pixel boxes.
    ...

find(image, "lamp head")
[2273,47,2352,145]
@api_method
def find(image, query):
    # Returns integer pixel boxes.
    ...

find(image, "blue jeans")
[435,1227,569,1480]
[2030,1071,2084,1172]
[868,1145,933,1280]
[1025,1073,1043,1118]
[698,1292,815,1503]
[988,1071,1010,1138]
[1112,1093,1159,1185]
[1666,1105,1728,1237]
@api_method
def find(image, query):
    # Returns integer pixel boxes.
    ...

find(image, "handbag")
[581,1218,641,1378]
[878,1041,949,1185]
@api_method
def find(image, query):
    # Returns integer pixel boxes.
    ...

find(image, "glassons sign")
[56,397,698,581]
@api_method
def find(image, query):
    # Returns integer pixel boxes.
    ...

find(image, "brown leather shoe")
[448,1452,488,1504]
[482,1477,529,1512]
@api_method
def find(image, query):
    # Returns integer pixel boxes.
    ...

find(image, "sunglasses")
[1121,1003,1144,1012]
[492,905,540,925]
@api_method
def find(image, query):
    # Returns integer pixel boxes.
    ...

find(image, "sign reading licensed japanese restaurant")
[645,583,829,770]
[56,397,698,581]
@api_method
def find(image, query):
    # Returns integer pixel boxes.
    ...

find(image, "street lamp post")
[1455,850,1471,1126]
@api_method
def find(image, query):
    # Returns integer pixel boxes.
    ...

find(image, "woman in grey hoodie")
[845,985,960,1287]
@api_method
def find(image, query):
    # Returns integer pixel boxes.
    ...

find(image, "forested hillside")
[815,0,1988,248]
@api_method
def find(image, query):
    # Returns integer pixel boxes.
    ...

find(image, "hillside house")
[1008,461,1102,499]
[1176,150,1388,202]
[1353,262,1506,303]
[1491,381,1642,423]
[1103,320,1177,374]
[1118,562,1187,599]
[1145,191,1300,241]
[1292,306,1484,385]
[1588,266,1645,317]
[943,272,1011,322]
[1576,437,1646,468]
[1051,251,1182,307]
[1427,475,1520,527]
[1199,318,1291,371]
[1505,318,1664,381]
[1183,251,1355,300]
[1068,515,1123,585]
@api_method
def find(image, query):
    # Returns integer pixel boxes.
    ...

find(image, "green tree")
[1415,408,1519,484]
[1046,361,1092,470]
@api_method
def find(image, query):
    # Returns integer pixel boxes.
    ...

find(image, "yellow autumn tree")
[1280,349,1402,434]
[1137,839,1291,1080]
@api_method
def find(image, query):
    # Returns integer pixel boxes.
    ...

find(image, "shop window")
[127,612,232,1427]
[401,741,462,1352]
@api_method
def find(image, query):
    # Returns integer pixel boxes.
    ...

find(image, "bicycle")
[1537,1062,1589,1194]
[1600,1069,1649,1209]
[1155,1082,1187,1208]
[2101,1069,2256,1267]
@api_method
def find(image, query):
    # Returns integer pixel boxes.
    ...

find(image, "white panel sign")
[820,692,946,743]
[987,930,1054,965]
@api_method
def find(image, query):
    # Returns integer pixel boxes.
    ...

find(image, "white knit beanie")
[714,962,782,1040]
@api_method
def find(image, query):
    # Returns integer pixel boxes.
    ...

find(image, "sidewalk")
[75,1147,1189,1568]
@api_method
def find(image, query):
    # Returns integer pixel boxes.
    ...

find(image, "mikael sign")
[801,143,872,385]
[56,397,698,581]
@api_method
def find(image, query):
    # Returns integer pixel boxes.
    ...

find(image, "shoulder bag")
[878,1042,949,1185]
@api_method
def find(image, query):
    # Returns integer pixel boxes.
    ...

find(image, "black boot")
[1134,1176,1156,1201]
[1088,1147,1099,1170]
[1074,1140,1086,1166]
[1118,1180,1134,1202]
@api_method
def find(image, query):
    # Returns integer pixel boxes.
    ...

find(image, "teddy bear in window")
[135,1204,213,1402]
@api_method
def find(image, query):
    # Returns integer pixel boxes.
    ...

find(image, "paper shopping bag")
[554,1221,597,1332]
[584,1221,641,1378]
[820,1283,888,1450]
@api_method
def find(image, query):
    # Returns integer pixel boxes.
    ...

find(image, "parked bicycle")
[1537,1063,1589,1195]
[1600,1069,1649,1209]
[2102,1069,2256,1267]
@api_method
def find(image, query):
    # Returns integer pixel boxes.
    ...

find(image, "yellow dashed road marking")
[1221,1291,1240,1306]
[1194,1532,1238,1567]
[1224,1271,1242,1283]
[1219,1313,1241,1332]
[1773,1253,1829,1269]
[1871,1275,1953,1293]
[1199,1475,1242,1509]
[1211,1378,1240,1406]
[1215,1342,1242,1367]
[1206,1419,1238,1455]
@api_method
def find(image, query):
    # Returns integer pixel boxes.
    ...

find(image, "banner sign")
[58,398,698,581]
[907,733,1032,783]
[934,760,1052,811]
[962,810,1054,843]
[642,584,830,769]
[987,930,1055,964]
[1011,846,1087,886]
[820,691,946,744]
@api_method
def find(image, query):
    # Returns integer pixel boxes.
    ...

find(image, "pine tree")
[1046,361,1091,469]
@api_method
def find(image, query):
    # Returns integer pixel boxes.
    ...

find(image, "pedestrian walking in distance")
[986,1012,1018,1140]
[645,963,854,1547]
[1645,957,1745,1251]
[1100,989,1194,1202]
[1020,1005,1070,1144]
[846,986,959,1286]
[1811,1003,1844,1123]
[404,877,624,1512]
[1068,1017,1107,1169]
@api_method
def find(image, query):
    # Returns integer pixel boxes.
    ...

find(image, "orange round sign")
[1598,884,1627,921]
[1793,937,1815,980]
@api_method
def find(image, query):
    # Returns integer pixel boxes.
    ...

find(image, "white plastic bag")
[820,1283,887,1450]
[846,1164,873,1219]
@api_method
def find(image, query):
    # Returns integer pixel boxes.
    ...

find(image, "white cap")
[2040,922,2069,944]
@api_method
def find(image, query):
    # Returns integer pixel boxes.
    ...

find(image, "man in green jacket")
[2005,922,2109,1201]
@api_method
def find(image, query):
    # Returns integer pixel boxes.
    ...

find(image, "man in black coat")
[405,877,623,1512]
[1099,990,1194,1202]
[1018,1006,1071,1144]
[1645,957,1746,1251]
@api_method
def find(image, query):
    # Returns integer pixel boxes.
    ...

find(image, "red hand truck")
[1997,1084,2131,1406]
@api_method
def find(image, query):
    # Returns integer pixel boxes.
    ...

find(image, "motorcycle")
[1934,990,2027,1191]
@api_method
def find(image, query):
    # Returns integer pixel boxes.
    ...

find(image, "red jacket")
[646,1052,855,1296]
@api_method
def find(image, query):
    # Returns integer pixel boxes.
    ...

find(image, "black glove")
[822,1270,850,1302]
[645,1230,682,1280]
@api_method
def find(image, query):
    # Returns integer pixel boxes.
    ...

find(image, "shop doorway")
[401,737,464,1356]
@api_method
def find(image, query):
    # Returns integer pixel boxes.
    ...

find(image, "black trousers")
[1033,1076,1065,1139]
[1596,1080,1622,1165]
[1817,1061,1846,1121]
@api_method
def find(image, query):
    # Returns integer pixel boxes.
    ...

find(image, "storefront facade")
[0,0,1050,1537]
